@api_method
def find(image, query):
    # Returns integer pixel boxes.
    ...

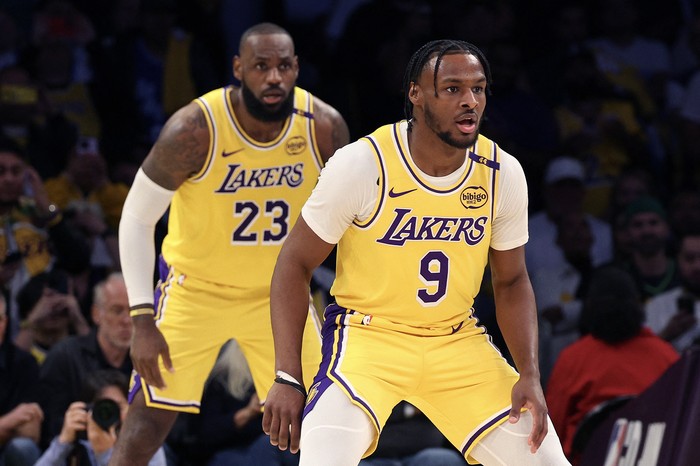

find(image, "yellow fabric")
[44,175,129,231]
[162,86,323,293]
[331,123,499,334]
[162,31,197,117]
[45,83,101,137]
[139,262,322,411]
[313,307,518,462]
[0,203,52,277]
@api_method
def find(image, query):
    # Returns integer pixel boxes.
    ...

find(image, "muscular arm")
[270,217,335,381]
[141,102,210,188]
[263,217,335,453]
[489,245,548,453]
[118,101,210,388]
[312,97,350,163]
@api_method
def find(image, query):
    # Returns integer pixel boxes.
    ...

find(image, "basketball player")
[109,23,349,466]
[262,40,570,465]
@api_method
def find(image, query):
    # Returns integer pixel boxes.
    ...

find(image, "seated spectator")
[189,340,299,466]
[0,293,42,466]
[35,369,166,466]
[615,196,679,301]
[358,401,467,466]
[0,137,89,339]
[532,211,594,385]
[45,137,127,311]
[546,266,679,460]
[645,230,700,351]
[526,156,613,277]
[13,268,89,364]
[38,273,132,446]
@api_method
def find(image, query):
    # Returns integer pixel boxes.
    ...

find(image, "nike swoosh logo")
[221,148,244,157]
[388,187,417,198]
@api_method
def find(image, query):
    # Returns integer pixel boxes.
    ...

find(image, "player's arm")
[312,97,350,163]
[489,245,547,453]
[119,102,209,389]
[263,217,335,454]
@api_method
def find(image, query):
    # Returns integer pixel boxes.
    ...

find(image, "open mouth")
[456,115,477,134]
[262,91,284,105]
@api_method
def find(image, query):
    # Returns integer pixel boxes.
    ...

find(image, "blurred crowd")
[1,0,700,464]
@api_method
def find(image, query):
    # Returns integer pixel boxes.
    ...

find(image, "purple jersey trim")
[353,136,386,229]
[393,123,473,194]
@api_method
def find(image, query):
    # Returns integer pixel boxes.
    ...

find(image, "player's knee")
[471,413,570,465]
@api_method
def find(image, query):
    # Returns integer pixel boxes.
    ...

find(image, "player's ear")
[233,55,242,81]
[409,82,422,105]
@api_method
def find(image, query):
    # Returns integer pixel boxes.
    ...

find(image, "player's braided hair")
[402,40,492,131]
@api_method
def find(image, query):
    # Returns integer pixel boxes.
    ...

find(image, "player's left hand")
[262,381,306,454]
[508,374,548,453]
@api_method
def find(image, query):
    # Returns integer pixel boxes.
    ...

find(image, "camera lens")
[89,399,121,432]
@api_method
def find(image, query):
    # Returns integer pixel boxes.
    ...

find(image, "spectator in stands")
[546,266,679,459]
[615,196,679,301]
[645,230,700,351]
[0,137,89,339]
[532,211,594,385]
[35,369,166,466]
[0,293,42,466]
[38,273,132,446]
[526,156,613,278]
[45,137,127,308]
[13,268,89,364]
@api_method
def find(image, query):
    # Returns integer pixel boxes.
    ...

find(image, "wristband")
[129,308,154,318]
[274,370,307,397]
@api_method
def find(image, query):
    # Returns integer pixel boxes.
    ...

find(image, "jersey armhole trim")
[191,97,216,181]
[353,137,385,229]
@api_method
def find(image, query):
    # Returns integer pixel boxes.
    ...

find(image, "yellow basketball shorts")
[129,257,322,413]
[303,303,519,462]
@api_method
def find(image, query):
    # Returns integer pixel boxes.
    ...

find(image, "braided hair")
[402,40,492,131]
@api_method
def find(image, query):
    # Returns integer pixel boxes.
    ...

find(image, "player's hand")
[508,374,548,453]
[262,381,306,454]
[130,313,173,390]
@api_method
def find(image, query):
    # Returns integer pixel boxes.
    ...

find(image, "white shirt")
[302,122,529,249]
[645,286,700,351]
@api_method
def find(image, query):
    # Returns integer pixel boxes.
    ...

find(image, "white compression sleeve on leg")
[299,383,374,466]
[470,411,571,466]
[119,168,175,308]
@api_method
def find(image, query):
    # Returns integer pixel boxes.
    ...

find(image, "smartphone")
[677,296,695,314]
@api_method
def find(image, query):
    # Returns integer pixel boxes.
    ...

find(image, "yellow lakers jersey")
[161,86,323,295]
[331,123,501,331]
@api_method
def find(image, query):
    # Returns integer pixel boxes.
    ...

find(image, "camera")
[87,399,121,432]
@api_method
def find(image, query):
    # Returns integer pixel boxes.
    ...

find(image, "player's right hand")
[130,314,173,390]
[262,381,305,454]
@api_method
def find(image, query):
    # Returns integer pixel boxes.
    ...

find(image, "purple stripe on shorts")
[302,304,379,429]
[128,373,142,405]
[461,408,510,455]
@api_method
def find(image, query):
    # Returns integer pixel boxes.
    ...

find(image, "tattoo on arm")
[145,104,209,189]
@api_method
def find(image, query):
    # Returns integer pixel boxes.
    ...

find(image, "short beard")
[423,106,478,149]
[241,84,294,123]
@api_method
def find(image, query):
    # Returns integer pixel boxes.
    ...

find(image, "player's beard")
[423,105,479,150]
[242,83,294,123]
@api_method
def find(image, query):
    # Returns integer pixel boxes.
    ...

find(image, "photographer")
[35,369,165,466]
